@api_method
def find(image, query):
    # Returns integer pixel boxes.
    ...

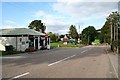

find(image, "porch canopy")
[0,28,45,37]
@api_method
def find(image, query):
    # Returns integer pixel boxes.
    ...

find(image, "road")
[2,46,117,79]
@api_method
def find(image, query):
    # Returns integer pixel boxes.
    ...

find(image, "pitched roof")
[0,28,45,36]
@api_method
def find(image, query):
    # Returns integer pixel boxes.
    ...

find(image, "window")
[26,41,29,43]
[22,42,25,45]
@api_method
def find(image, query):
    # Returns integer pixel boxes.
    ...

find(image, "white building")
[0,28,50,51]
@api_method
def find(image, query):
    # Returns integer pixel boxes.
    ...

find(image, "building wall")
[17,36,29,51]
[0,37,29,51]
[0,36,51,51]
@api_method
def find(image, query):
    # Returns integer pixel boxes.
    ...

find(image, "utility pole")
[117,27,120,54]
[88,36,89,45]
[79,25,80,35]
[107,11,120,53]
[117,26,119,53]
[78,25,80,44]
[115,11,120,54]
[110,21,113,51]
[107,15,114,51]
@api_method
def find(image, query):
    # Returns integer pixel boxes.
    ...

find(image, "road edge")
[104,49,119,79]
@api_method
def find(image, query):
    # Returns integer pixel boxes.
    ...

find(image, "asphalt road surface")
[2,45,117,79]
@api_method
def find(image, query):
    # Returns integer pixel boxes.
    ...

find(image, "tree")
[48,32,58,42]
[99,21,111,44]
[69,25,79,41]
[28,20,46,33]
[59,35,65,38]
[81,26,97,45]
[105,11,120,52]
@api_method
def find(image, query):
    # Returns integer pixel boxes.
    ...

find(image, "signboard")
[45,34,48,38]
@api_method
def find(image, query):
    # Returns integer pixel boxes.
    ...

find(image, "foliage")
[5,45,14,51]
[59,35,64,38]
[1,50,25,56]
[99,21,111,44]
[92,39,101,45]
[28,20,46,33]
[48,32,58,42]
[100,11,120,52]
[81,26,97,45]
[69,25,79,40]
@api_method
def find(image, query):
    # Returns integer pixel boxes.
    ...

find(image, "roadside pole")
[117,27,119,54]
[110,22,113,51]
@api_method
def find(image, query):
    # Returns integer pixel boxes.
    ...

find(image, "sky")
[1,0,119,34]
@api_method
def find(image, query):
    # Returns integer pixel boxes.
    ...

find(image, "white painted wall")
[0,37,29,51]
[17,37,29,51]
[0,44,5,51]
[47,37,50,49]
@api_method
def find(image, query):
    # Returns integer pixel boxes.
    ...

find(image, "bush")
[5,45,14,51]
[1,51,23,55]
[25,47,35,52]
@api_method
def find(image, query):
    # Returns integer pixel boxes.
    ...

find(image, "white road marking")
[1,56,24,59]
[48,55,76,66]
[13,72,29,78]
[81,50,88,53]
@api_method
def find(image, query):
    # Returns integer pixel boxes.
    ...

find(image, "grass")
[50,42,85,48]
[92,39,101,45]
[50,42,59,48]
[92,39,110,46]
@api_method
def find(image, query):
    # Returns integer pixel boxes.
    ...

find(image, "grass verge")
[50,42,85,48]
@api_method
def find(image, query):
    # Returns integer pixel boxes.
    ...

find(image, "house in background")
[62,34,76,45]
[63,35,69,45]
[0,28,50,51]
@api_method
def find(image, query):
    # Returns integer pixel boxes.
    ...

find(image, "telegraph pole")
[117,27,119,53]
[107,15,114,51]
[117,27,120,54]
[88,36,90,45]
[78,25,80,44]
[79,25,80,35]
[110,21,113,51]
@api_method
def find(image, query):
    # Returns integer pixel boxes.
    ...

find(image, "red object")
[45,34,48,38]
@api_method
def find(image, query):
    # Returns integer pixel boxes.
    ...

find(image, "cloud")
[2,0,119,2]
[2,0,56,2]
[2,20,27,29]
[34,10,65,25]
[45,24,69,34]
[53,2,117,18]
[52,1,118,32]
[4,20,16,25]
[33,10,69,33]
[34,10,46,17]
[33,2,118,34]
[1,25,26,29]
